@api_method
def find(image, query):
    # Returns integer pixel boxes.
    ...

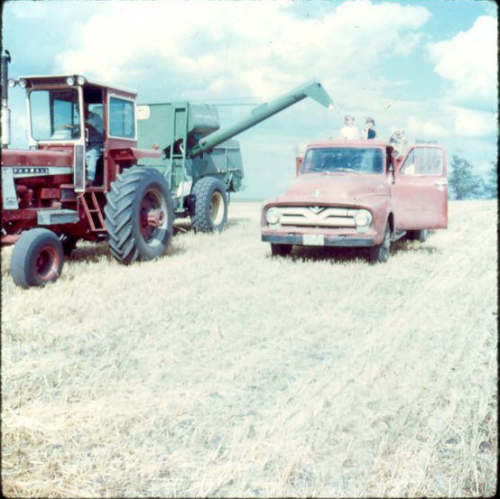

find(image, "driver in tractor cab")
[84,103,104,186]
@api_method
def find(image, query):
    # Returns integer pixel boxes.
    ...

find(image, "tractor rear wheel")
[10,228,64,288]
[191,177,228,232]
[104,167,174,264]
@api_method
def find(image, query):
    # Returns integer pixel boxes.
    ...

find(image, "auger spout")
[188,79,333,158]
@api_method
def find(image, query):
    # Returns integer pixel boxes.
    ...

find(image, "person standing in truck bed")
[363,117,378,139]
[339,114,360,139]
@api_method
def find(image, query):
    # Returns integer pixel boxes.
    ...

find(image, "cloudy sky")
[3,0,498,199]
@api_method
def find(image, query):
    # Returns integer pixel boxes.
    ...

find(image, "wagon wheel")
[191,177,228,233]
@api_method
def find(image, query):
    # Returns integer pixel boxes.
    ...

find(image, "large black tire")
[10,228,64,288]
[271,243,293,257]
[104,167,174,264]
[408,229,428,242]
[369,223,391,263]
[191,177,228,233]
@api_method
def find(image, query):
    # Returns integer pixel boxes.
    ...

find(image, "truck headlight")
[354,210,372,229]
[266,207,281,225]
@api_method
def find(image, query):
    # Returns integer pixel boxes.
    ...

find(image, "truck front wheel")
[191,177,228,233]
[369,224,391,263]
[104,167,174,264]
[10,228,64,288]
[271,243,293,257]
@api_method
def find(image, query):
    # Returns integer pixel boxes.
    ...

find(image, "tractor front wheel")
[10,228,64,288]
[191,177,228,232]
[104,167,174,264]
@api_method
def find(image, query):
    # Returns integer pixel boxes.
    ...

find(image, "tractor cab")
[10,74,139,192]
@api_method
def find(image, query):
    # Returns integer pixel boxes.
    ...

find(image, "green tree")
[484,161,498,199]
[448,155,484,200]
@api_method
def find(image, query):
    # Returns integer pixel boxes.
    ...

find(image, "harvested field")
[1,199,497,498]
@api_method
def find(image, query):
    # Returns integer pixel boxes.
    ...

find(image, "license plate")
[303,234,325,246]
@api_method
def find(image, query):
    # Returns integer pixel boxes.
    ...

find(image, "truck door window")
[109,97,135,139]
[400,148,443,176]
[29,89,81,141]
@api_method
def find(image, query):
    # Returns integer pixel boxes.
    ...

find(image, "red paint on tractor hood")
[1,148,73,167]
[269,173,390,206]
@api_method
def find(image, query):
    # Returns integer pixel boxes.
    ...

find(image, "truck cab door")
[392,145,448,230]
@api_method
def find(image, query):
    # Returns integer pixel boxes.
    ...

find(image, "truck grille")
[278,206,356,228]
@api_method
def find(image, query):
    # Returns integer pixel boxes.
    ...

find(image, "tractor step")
[37,209,79,226]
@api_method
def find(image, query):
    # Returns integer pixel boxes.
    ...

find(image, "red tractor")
[1,52,333,288]
[1,52,173,287]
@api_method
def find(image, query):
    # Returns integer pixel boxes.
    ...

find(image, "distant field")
[1,200,497,498]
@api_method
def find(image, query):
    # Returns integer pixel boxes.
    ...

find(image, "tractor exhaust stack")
[1,50,12,149]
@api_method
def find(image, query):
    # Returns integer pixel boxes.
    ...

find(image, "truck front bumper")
[261,233,375,247]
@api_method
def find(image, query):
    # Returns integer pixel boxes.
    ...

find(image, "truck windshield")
[302,147,384,174]
[29,89,81,141]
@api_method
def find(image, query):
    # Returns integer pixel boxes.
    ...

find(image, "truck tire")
[104,167,174,264]
[409,229,428,242]
[191,177,228,232]
[271,243,293,257]
[369,224,391,263]
[10,228,64,288]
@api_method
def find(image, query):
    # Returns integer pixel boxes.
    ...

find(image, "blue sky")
[2,0,497,199]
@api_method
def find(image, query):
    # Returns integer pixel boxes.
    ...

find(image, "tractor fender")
[109,147,162,163]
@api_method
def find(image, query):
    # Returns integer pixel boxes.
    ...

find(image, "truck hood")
[271,173,390,206]
[1,148,73,167]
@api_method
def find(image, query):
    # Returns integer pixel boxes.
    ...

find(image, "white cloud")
[447,106,498,138]
[406,116,452,139]
[54,0,430,101]
[427,16,498,107]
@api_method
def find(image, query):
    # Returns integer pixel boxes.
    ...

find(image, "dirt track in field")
[1,200,497,497]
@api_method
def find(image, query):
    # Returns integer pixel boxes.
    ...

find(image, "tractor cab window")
[29,89,81,141]
[109,97,135,139]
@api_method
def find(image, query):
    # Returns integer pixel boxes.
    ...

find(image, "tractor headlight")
[266,207,281,225]
[354,210,372,231]
[76,75,86,85]
[18,79,27,88]
[7,78,16,88]
[65,76,75,86]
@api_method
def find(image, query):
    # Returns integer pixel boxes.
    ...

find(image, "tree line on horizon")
[448,156,497,200]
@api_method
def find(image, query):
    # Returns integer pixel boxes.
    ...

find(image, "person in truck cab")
[84,103,104,185]
[363,117,378,139]
[339,114,360,139]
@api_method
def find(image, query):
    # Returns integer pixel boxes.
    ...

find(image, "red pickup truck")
[261,140,448,262]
